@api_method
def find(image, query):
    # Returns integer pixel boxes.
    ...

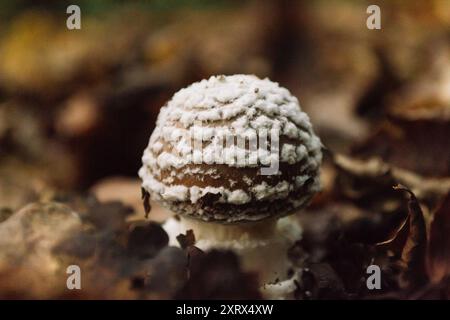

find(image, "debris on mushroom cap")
[139,75,322,223]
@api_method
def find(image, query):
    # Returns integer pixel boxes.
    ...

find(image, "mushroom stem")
[180,216,278,244]
[164,215,301,297]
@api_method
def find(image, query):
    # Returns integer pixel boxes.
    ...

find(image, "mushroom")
[139,75,322,297]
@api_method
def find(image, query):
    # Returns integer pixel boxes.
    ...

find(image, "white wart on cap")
[139,75,322,223]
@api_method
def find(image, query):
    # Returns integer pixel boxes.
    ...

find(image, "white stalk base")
[163,216,302,299]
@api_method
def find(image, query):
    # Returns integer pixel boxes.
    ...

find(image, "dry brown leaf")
[176,229,196,249]
[335,153,450,206]
[393,185,428,290]
[427,192,450,283]
[141,187,151,218]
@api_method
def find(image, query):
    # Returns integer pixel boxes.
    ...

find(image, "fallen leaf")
[427,192,450,283]
[176,229,196,249]
[295,263,348,300]
[175,250,261,299]
[127,222,169,259]
[393,185,428,290]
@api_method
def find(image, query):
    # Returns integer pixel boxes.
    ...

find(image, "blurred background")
[0,0,448,201]
[0,0,449,299]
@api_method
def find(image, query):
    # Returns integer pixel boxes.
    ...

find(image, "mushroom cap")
[139,75,322,223]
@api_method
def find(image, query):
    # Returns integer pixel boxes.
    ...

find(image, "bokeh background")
[0,0,449,299]
[1,0,448,193]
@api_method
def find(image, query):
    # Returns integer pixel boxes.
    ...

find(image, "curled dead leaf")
[427,192,450,283]
[393,185,428,290]
[335,153,450,207]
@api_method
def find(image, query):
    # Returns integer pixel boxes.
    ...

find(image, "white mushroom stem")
[180,216,278,245]
[163,215,301,298]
